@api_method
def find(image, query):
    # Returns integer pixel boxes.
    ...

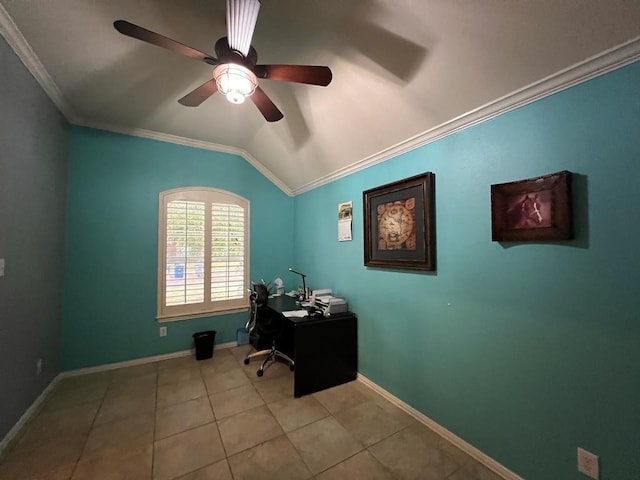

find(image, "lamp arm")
[288,267,307,300]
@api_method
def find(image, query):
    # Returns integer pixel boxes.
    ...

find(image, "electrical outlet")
[159,326,167,337]
[577,447,599,479]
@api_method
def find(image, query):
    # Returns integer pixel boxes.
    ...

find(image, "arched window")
[157,187,249,320]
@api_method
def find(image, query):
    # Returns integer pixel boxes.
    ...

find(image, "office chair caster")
[243,358,250,365]
[289,364,295,372]
[257,369,264,377]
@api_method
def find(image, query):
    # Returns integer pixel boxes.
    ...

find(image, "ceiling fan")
[114,0,332,122]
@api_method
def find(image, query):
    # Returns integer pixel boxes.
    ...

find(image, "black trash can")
[193,330,216,360]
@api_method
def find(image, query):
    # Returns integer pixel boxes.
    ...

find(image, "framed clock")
[363,172,435,271]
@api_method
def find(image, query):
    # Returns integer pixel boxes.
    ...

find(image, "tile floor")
[0,346,504,480]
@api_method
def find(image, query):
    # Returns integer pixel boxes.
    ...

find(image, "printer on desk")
[312,289,348,315]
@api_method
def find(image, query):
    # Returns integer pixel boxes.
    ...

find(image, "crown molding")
[0,3,79,122]
[0,3,292,196]
[2,1,638,198]
[74,119,294,196]
[292,36,640,195]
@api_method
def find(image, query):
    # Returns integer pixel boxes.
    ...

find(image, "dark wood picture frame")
[491,170,573,242]
[363,172,435,270]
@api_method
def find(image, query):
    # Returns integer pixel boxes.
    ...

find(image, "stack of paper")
[282,310,308,318]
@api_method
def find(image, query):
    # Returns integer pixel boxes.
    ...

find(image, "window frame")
[157,187,250,322]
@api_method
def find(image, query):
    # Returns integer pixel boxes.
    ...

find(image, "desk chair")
[243,283,295,377]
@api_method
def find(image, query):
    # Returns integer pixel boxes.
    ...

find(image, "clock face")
[377,199,416,250]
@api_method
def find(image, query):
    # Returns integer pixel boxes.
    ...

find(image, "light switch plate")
[0,258,5,277]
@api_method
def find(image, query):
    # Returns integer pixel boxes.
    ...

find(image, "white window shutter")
[158,188,249,320]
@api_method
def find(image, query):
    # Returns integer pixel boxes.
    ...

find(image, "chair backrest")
[252,283,269,308]
[255,306,285,339]
[249,283,286,348]
[246,282,270,335]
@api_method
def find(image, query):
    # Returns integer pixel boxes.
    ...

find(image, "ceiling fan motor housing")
[215,37,257,69]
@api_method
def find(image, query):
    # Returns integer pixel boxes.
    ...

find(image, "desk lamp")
[288,268,307,301]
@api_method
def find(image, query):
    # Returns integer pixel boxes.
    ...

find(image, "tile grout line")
[327,407,411,480]
[151,363,159,480]
[202,355,234,475]
[6,349,481,480]
[65,371,114,480]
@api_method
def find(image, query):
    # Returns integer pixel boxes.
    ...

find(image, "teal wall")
[293,61,640,479]
[55,60,640,479]
[63,127,294,370]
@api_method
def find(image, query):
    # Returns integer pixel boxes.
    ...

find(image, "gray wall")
[0,36,69,440]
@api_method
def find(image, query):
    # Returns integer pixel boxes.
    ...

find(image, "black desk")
[268,295,358,397]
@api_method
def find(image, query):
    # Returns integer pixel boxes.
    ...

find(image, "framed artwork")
[491,170,573,242]
[363,172,435,270]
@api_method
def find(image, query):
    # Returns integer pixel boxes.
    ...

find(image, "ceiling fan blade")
[226,0,260,57]
[254,65,333,86]
[178,79,218,107]
[250,86,284,122]
[343,20,427,82]
[114,20,218,65]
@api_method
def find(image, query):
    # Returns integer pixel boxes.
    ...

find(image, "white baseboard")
[60,349,192,378]
[60,341,236,378]
[357,374,524,480]
[3,346,518,480]
[1,341,237,457]
[0,375,60,459]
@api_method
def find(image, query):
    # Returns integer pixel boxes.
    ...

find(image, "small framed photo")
[491,170,573,242]
[363,172,435,270]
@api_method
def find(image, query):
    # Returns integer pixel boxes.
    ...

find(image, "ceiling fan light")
[213,63,258,105]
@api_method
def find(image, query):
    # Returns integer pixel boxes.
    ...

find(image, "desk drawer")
[293,314,357,397]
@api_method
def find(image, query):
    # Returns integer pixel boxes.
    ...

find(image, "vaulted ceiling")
[2,0,639,194]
